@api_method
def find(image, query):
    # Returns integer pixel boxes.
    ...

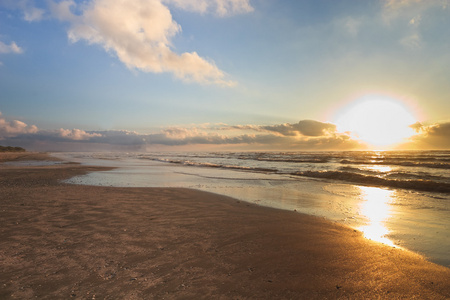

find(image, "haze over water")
[57,150,450,267]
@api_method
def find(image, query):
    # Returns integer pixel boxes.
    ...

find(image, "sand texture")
[1,153,449,299]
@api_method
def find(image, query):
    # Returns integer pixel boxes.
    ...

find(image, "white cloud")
[400,33,421,49]
[380,0,450,50]
[383,0,450,11]
[57,128,102,140]
[383,0,424,10]
[23,6,45,22]
[0,112,38,139]
[50,0,238,86]
[409,15,422,26]
[0,0,45,21]
[335,17,362,37]
[49,0,77,22]
[382,0,449,20]
[164,0,253,16]
[0,41,24,54]
[0,112,104,142]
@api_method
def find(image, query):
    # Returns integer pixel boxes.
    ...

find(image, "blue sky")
[1,0,449,151]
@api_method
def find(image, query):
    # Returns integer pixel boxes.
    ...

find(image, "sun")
[333,95,418,148]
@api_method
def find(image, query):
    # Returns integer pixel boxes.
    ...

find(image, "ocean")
[55,150,449,267]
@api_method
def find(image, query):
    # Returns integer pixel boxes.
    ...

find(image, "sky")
[0,0,449,151]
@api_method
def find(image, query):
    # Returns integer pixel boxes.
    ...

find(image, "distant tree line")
[0,146,26,152]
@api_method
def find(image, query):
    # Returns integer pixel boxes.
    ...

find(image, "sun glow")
[334,96,418,148]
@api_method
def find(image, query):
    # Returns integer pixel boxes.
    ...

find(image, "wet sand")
[1,153,449,299]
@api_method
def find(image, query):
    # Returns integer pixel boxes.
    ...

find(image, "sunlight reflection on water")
[357,186,395,247]
[363,165,392,173]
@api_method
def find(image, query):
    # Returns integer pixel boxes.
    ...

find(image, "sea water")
[54,150,450,267]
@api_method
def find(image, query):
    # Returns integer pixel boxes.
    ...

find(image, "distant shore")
[0,146,26,153]
[1,152,449,299]
[0,151,59,162]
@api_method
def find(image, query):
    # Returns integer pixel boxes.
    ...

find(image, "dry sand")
[1,153,449,299]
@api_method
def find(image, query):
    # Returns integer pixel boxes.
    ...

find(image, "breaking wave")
[137,150,450,194]
[291,170,450,194]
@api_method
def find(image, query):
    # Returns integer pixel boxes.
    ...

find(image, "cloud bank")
[49,0,250,85]
[405,121,450,149]
[2,112,449,151]
[261,120,337,137]
[0,112,99,143]
[0,112,363,151]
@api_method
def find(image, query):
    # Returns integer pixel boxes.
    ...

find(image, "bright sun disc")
[334,96,417,148]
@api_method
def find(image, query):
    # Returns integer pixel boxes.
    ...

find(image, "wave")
[206,153,331,163]
[147,157,277,173]
[253,157,329,163]
[340,159,450,169]
[138,151,450,194]
[291,171,450,194]
[339,166,449,183]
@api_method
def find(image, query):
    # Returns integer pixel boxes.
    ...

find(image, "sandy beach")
[1,153,449,299]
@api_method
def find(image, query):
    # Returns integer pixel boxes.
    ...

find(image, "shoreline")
[55,151,450,267]
[1,152,449,298]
